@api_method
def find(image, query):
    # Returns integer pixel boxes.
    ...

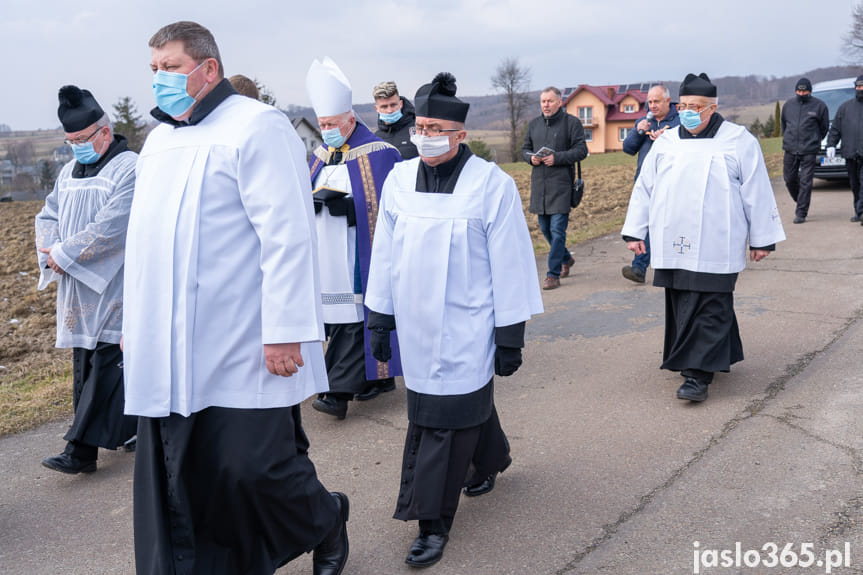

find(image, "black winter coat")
[781,95,829,155]
[375,97,418,159]
[827,97,863,158]
[521,109,588,215]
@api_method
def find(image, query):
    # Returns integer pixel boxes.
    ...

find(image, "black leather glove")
[494,346,522,376]
[326,197,357,226]
[369,328,392,362]
[367,311,396,363]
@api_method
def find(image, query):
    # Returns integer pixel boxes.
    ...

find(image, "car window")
[813,87,856,119]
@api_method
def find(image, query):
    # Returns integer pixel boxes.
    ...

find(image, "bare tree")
[5,141,34,167]
[491,58,531,162]
[844,3,863,63]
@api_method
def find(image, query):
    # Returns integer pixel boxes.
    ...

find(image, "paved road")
[1,179,862,575]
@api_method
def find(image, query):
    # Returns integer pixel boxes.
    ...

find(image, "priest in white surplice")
[622,73,786,403]
[35,85,138,475]
[123,21,348,575]
[365,73,544,568]
[305,57,403,421]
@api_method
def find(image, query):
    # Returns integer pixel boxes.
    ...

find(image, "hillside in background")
[286,65,863,130]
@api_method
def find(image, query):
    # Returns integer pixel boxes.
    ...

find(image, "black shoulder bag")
[564,113,585,208]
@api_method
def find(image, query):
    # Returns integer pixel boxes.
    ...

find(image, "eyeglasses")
[64,127,103,146]
[676,103,715,112]
[409,126,461,137]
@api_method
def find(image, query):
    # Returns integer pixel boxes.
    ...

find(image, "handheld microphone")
[638,111,655,135]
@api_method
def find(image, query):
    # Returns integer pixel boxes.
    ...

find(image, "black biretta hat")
[414,73,469,122]
[58,85,105,132]
[679,73,717,98]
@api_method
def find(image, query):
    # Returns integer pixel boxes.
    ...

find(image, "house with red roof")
[562,84,653,154]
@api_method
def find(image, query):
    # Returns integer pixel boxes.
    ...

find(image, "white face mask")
[410,134,453,158]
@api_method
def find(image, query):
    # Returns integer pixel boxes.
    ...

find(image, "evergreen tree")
[38,160,56,191]
[467,139,494,162]
[750,117,764,137]
[255,80,278,107]
[773,101,781,137]
[112,97,147,153]
[763,115,775,139]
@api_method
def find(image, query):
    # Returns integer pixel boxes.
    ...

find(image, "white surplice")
[313,166,363,324]
[35,151,137,349]
[365,155,544,397]
[622,121,786,274]
[123,95,328,418]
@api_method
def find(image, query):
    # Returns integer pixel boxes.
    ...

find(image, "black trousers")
[134,405,339,575]
[63,342,137,460]
[845,156,863,217]
[783,152,816,218]
[324,321,366,398]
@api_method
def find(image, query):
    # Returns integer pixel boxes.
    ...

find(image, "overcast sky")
[0,0,857,131]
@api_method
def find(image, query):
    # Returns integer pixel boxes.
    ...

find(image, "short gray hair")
[541,86,562,99]
[96,113,112,135]
[373,81,399,100]
[649,84,670,99]
[149,21,224,77]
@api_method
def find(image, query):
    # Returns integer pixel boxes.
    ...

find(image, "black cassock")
[133,405,338,575]
[64,342,137,451]
[654,269,744,377]
[394,380,510,532]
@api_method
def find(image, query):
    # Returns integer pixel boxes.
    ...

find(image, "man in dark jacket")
[620,85,679,283]
[374,81,418,159]
[522,86,588,290]
[826,75,863,224]
[781,77,829,224]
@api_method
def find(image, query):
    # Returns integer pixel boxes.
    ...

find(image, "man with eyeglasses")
[366,72,543,568]
[35,85,138,475]
[826,74,863,224]
[522,86,588,290]
[622,73,785,404]
[306,57,403,420]
[123,21,348,575]
[781,77,829,224]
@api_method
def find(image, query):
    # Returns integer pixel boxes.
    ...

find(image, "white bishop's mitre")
[306,57,353,118]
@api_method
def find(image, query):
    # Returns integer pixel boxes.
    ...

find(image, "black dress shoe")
[463,454,512,497]
[354,378,396,401]
[313,492,349,575]
[676,377,708,402]
[312,396,348,420]
[793,216,806,224]
[41,453,97,474]
[405,532,448,568]
[851,215,860,222]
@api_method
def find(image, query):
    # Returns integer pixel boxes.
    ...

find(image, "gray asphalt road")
[2,178,862,575]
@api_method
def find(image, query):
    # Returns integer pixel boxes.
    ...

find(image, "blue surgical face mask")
[679,109,704,131]
[379,109,403,124]
[152,60,208,118]
[322,119,350,148]
[71,139,102,165]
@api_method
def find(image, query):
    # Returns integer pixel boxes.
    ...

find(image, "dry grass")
[0,142,783,437]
